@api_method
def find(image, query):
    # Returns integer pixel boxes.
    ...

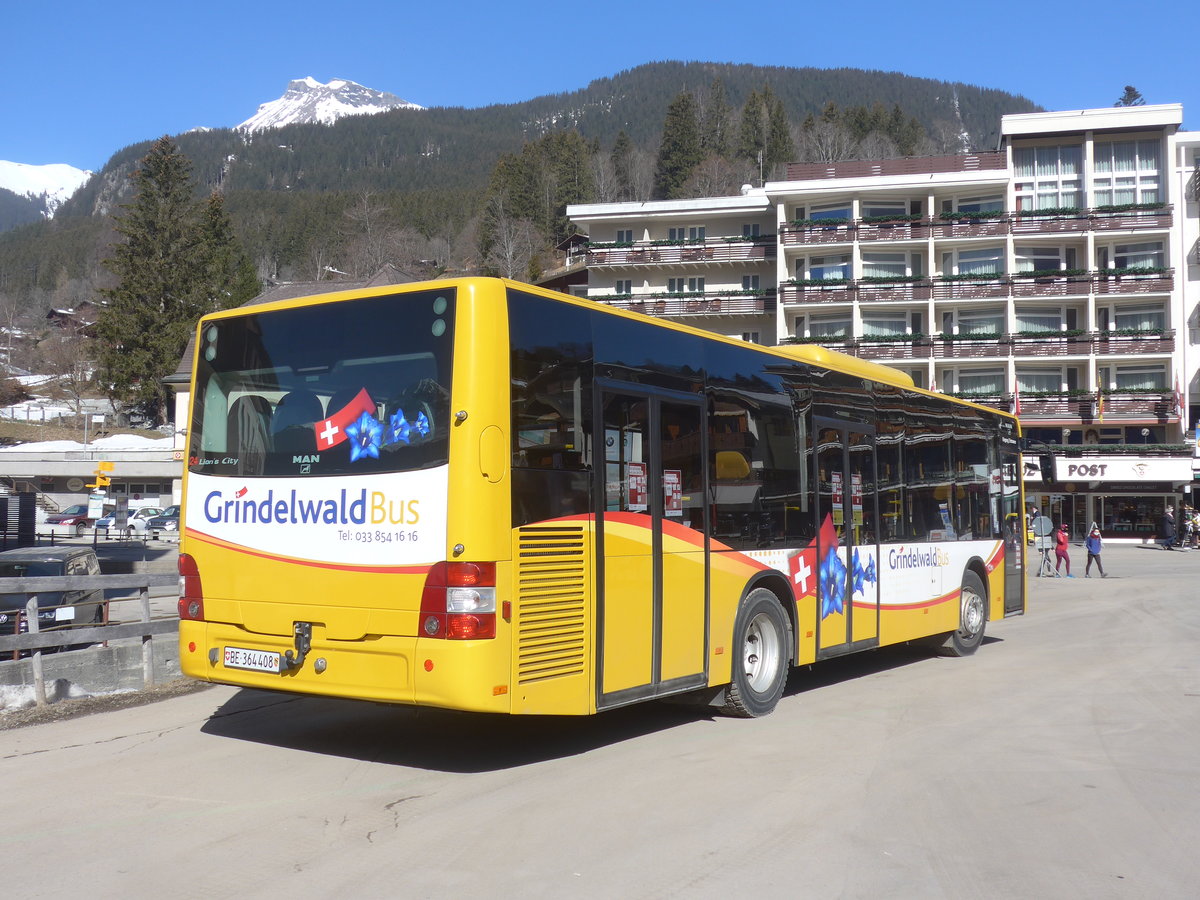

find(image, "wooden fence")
[0,573,179,707]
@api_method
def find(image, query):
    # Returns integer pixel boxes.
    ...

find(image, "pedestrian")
[1160,506,1177,550]
[1085,526,1107,578]
[1054,523,1073,577]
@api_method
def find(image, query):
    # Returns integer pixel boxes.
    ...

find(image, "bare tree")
[796,120,858,164]
[39,327,94,416]
[483,193,539,279]
[854,132,901,161]
[342,191,394,277]
[681,155,755,198]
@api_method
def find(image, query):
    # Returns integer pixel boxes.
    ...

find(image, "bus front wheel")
[941,570,987,657]
[722,588,790,718]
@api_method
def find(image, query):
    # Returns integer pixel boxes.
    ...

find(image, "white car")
[94,506,165,539]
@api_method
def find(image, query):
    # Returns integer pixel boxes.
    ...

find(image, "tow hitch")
[281,621,313,671]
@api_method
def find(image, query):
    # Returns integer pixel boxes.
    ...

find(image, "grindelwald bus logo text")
[888,545,950,570]
[203,488,419,526]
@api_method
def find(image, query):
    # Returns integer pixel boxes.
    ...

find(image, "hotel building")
[566,104,1199,540]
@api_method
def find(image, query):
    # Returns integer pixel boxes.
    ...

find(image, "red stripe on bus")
[184,529,433,575]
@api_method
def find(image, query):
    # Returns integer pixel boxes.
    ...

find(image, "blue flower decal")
[346,412,382,462]
[849,548,879,600]
[413,410,430,437]
[386,410,411,446]
[818,548,847,619]
[384,408,431,446]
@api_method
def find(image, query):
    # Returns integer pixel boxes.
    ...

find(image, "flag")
[1096,377,1105,423]
[313,388,376,450]
[1012,383,1021,417]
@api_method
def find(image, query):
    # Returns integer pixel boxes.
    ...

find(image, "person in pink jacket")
[1054,523,1073,577]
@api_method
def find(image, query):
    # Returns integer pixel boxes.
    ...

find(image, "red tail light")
[420,561,496,640]
[177,553,205,621]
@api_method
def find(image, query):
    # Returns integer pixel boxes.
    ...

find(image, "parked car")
[44,503,114,537]
[95,506,165,538]
[0,546,105,649]
[147,505,181,540]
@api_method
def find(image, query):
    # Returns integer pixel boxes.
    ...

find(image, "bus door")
[595,385,708,708]
[1001,446,1025,615]
[814,419,879,657]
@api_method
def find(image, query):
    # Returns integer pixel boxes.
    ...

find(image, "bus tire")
[941,570,987,657]
[721,588,790,718]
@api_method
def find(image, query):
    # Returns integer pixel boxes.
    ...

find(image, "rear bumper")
[179,619,514,713]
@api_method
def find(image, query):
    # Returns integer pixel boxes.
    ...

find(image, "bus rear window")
[189,289,454,477]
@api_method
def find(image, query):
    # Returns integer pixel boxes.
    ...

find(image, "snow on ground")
[0,679,97,712]
[0,434,174,452]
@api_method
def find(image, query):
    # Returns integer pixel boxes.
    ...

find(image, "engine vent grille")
[515,525,588,684]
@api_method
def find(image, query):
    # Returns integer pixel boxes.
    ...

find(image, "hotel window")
[669,277,704,293]
[809,203,853,221]
[668,226,706,242]
[614,279,632,295]
[1107,304,1166,331]
[1013,145,1083,210]
[615,229,634,244]
[1112,241,1164,270]
[956,368,1005,395]
[688,277,705,293]
[741,331,761,343]
[1114,365,1166,391]
[952,309,1004,336]
[860,199,911,219]
[1017,368,1076,393]
[862,251,922,279]
[1015,245,1077,273]
[801,254,851,280]
[943,246,1004,276]
[1092,140,1160,206]
[942,195,1004,214]
[802,315,851,340]
[1014,307,1066,332]
[743,223,761,238]
[862,313,911,338]
[742,274,760,291]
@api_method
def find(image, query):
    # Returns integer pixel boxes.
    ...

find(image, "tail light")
[420,561,496,640]
[178,553,205,621]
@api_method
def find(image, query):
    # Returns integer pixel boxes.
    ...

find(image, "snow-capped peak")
[237,77,423,132]
[0,160,91,217]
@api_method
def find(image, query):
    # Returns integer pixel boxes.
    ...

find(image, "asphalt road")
[1,543,1198,898]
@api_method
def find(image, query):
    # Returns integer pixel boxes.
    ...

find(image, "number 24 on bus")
[178,277,1026,718]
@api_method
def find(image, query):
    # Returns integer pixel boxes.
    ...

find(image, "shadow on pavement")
[198,640,972,772]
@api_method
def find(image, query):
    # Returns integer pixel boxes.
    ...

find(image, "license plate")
[223,646,281,673]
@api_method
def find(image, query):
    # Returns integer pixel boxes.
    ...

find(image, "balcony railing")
[778,205,1172,246]
[825,330,1175,362]
[946,392,1178,422]
[586,238,776,266]
[779,270,1173,304]
[590,290,777,317]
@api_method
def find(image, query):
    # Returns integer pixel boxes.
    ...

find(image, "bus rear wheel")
[941,570,987,657]
[722,588,789,718]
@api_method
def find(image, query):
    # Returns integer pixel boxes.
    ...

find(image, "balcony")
[590,290,777,318]
[816,329,1175,363]
[1092,268,1174,295]
[587,238,776,267]
[951,391,1178,423]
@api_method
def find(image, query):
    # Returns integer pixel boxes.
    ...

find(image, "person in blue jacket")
[1085,526,1107,578]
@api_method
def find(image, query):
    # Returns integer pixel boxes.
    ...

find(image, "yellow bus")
[178,277,1025,717]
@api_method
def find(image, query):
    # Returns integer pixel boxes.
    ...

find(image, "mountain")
[0,160,92,227]
[238,77,424,132]
[3,61,1041,295]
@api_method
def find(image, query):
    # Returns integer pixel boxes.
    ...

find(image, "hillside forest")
[0,62,1039,425]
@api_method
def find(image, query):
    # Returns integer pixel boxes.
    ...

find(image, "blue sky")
[4,0,1196,171]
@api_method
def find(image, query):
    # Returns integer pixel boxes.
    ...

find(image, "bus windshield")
[188,289,455,478]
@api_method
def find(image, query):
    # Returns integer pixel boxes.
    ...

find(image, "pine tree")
[699,78,732,159]
[762,87,796,175]
[611,131,636,201]
[737,90,765,162]
[652,91,703,200]
[96,137,257,425]
[198,191,260,309]
[1115,86,1145,107]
